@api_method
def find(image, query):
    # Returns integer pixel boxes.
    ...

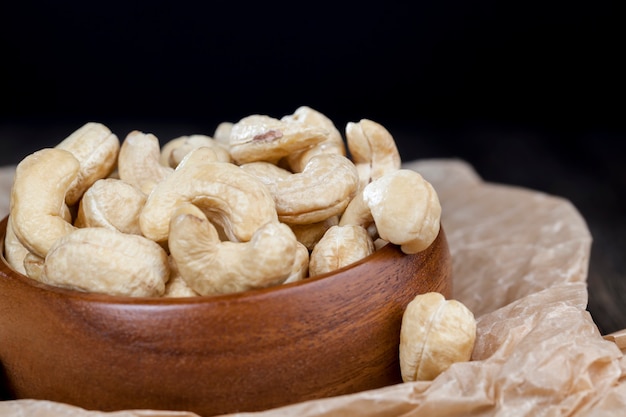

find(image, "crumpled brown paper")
[1,159,624,417]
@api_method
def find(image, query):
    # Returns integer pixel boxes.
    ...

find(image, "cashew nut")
[164,274,200,298]
[23,252,44,281]
[287,216,339,251]
[9,148,79,258]
[241,153,359,225]
[283,241,310,284]
[75,178,147,235]
[168,203,298,295]
[41,227,169,297]
[160,134,231,168]
[229,114,329,165]
[399,292,476,382]
[238,160,293,183]
[55,122,120,205]
[308,224,375,277]
[339,169,441,254]
[346,119,401,190]
[213,121,233,148]
[163,256,200,298]
[281,106,346,172]
[118,130,174,195]
[140,148,278,244]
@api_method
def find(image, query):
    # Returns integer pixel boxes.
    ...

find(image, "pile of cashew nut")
[4,106,442,297]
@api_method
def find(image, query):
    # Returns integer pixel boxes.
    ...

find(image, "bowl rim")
[0,215,432,306]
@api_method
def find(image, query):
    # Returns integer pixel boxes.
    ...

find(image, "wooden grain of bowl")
[0,215,452,417]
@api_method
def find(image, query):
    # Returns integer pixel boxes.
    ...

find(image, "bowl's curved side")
[0,215,451,416]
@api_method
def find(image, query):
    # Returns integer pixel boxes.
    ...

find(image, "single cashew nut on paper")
[340,169,441,254]
[399,292,476,382]
[9,148,79,258]
[241,153,359,225]
[309,224,375,277]
[140,149,278,244]
[168,203,298,295]
[41,227,169,297]
[346,119,401,190]
[55,122,120,205]
[229,114,329,165]
[118,130,174,195]
[75,178,147,235]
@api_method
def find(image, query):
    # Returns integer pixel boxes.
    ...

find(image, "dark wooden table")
[0,121,624,335]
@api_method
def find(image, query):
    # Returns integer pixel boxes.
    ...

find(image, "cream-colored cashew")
[118,131,174,195]
[55,122,120,205]
[400,292,476,382]
[9,148,79,258]
[163,256,200,298]
[22,192,72,281]
[229,114,328,165]
[160,135,231,168]
[238,160,293,182]
[281,106,346,172]
[6,205,73,276]
[168,203,298,295]
[3,219,30,275]
[339,169,441,254]
[374,238,389,251]
[283,241,310,284]
[346,119,401,190]
[213,121,233,148]
[164,274,200,297]
[140,149,278,244]
[75,178,147,235]
[23,252,44,281]
[309,224,375,277]
[286,216,339,251]
[41,227,169,297]
[241,154,359,225]
[237,160,338,247]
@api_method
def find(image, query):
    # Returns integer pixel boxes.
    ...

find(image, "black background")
[1,1,624,334]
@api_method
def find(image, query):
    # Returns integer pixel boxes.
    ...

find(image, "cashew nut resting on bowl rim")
[339,169,442,254]
[9,148,79,259]
[41,227,170,297]
[309,224,374,277]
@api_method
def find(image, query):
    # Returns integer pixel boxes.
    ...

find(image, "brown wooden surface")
[0,216,451,416]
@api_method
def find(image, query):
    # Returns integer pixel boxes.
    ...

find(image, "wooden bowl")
[0,215,451,416]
